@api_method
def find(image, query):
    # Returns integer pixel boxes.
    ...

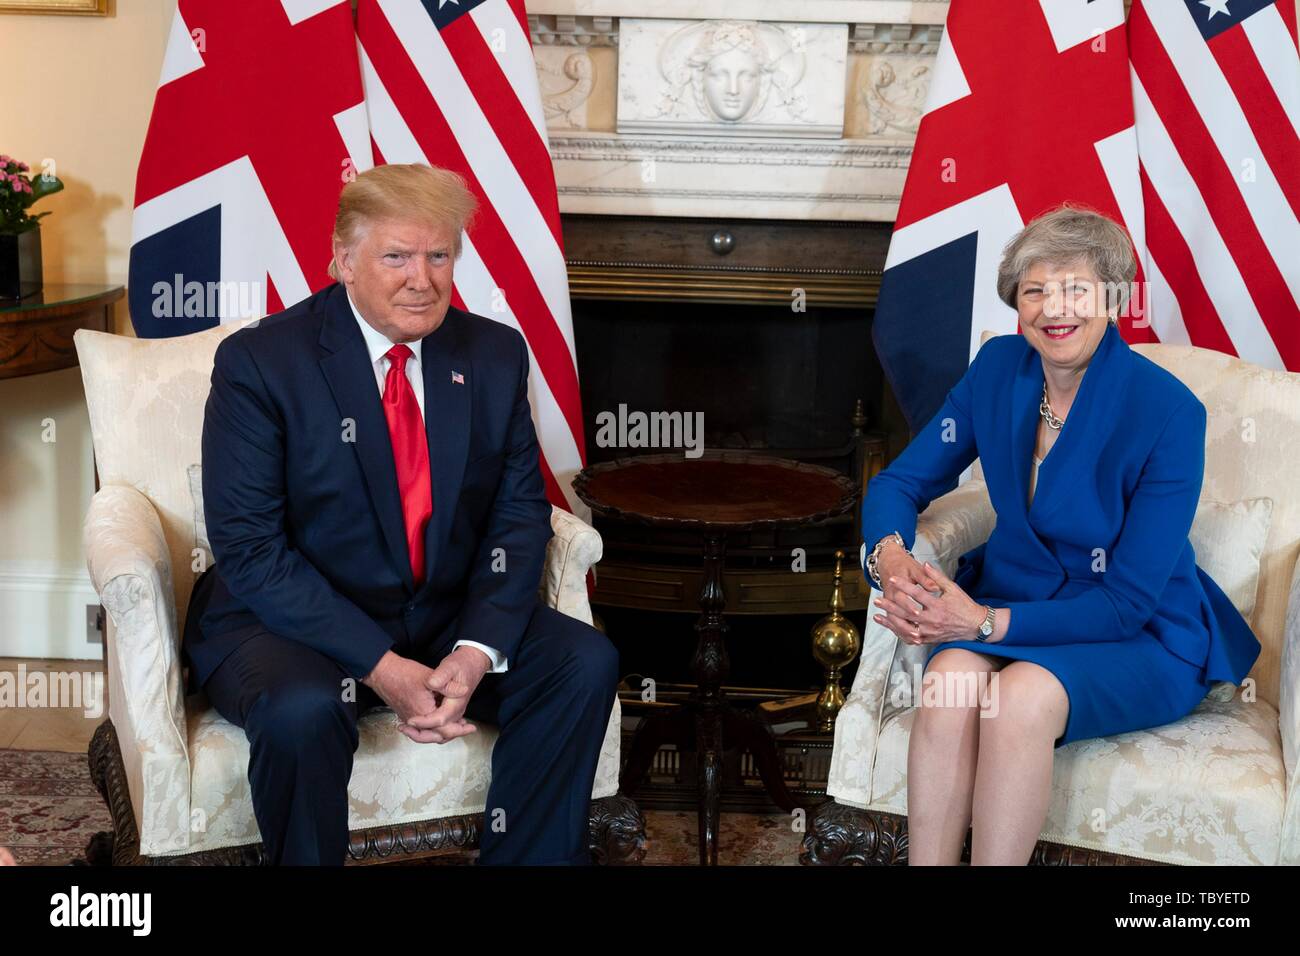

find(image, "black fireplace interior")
[563,214,897,697]
[574,300,883,459]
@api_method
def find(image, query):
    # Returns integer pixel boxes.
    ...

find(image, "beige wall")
[0,1,173,657]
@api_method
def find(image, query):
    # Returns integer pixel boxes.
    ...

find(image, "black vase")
[0,227,43,300]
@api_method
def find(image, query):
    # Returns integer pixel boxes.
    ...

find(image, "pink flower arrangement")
[1,154,64,234]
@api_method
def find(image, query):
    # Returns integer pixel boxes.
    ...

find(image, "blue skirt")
[922,634,1212,748]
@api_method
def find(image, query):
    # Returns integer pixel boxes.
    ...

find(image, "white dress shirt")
[347,293,508,673]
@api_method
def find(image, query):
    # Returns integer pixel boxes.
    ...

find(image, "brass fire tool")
[810,549,862,732]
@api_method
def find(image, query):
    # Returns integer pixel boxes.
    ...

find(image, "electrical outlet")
[87,605,104,644]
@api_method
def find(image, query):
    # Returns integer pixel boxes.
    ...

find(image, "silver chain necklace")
[1040,382,1066,430]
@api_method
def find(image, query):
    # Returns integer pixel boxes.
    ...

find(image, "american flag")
[872,0,1299,434]
[356,0,587,517]
[129,0,586,516]
[1130,0,1299,368]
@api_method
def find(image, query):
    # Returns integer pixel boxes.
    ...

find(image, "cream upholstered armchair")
[74,322,645,865]
[805,336,1300,866]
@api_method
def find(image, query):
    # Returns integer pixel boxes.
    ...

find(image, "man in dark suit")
[182,163,618,865]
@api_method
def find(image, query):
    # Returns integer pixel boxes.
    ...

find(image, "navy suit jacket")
[182,282,553,689]
[861,321,1260,685]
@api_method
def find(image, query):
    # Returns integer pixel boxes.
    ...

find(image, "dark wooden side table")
[0,283,123,379]
[574,452,857,865]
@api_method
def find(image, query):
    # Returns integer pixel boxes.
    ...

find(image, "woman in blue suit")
[861,206,1260,866]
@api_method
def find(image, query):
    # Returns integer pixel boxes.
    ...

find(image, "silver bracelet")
[865,531,909,589]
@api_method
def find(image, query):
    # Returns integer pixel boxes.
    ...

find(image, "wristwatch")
[975,605,996,642]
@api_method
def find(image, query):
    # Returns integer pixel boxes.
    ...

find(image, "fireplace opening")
[564,213,904,702]
[575,299,882,458]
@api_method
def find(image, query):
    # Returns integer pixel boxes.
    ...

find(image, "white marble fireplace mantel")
[528,0,950,221]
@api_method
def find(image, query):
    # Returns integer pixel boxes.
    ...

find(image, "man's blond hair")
[328,163,478,280]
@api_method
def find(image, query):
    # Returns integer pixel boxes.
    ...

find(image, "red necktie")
[381,345,432,584]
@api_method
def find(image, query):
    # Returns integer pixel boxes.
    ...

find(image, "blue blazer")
[182,282,553,689]
[861,321,1260,685]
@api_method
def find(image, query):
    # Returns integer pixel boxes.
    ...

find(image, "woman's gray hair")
[996,205,1137,322]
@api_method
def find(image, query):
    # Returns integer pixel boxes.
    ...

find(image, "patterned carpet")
[637,809,803,865]
[0,748,108,866]
[0,748,802,866]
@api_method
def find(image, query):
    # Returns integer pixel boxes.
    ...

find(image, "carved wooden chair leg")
[588,792,647,865]
[802,802,909,865]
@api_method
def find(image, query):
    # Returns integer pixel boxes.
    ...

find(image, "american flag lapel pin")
[451,370,464,385]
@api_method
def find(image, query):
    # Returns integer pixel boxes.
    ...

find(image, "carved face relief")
[621,18,838,138]
[701,47,762,121]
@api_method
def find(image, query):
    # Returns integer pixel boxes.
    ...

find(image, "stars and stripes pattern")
[128,0,586,515]
[873,0,1299,434]
[356,0,587,516]
[1129,0,1300,368]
